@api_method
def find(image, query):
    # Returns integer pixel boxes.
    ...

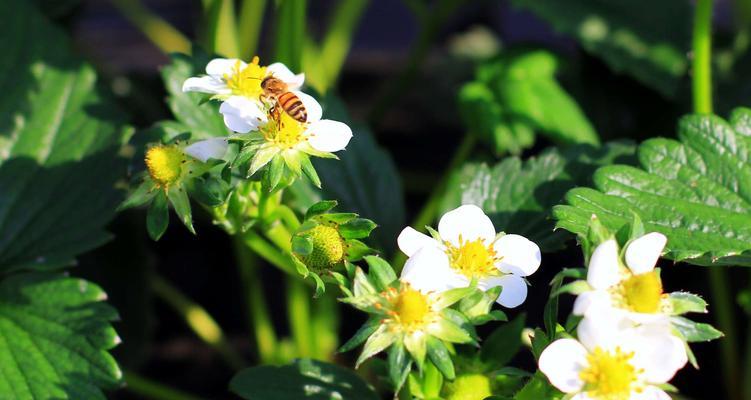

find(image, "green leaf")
[230,358,378,400]
[554,110,751,266]
[671,317,724,342]
[147,191,169,241]
[313,95,405,254]
[0,272,121,398]
[441,142,635,252]
[0,0,130,273]
[669,292,708,315]
[510,0,690,98]
[481,314,526,368]
[514,372,562,400]
[161,53,227,139]
[475,50,600,146]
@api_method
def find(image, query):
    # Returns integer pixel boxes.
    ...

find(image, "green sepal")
[291,235,314,256]
[421,361,444,398]
[300,155,321,188]
[147,190,169,241]
[168,185,195,234]
[459,286,503,322]
[345,239,373,261]
[425,226,441,240]
[322,213,358,224]
[339,218,378,239]
[365,256,397,290]
[434,311,475,344]
[356,325,395,368]
[118,181,156,211]
[388,342,412,392]
[582,215,613,263]
[353,267,377,296]
[470,310,509,326]
[312,273,326,298]
[291,256,310,278]
[426,336,455,380]
[404,334,427,372]
[305,200,338,219]
[550,280,591,298]
[344,259,357,280]
[434,287,475,309]
[530,328,550,361]
[669,292,708,315]
[189,175,230,207]
[328,272,352,296]
[264,154,285,192]
[671,317,723,342]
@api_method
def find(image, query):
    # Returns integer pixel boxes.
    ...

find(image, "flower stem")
[123,370,203,400]
[203,0,241,58]
[693,0,714,114]
[243,230,297,276]
[238,0,267,60]
[368,0,465,125]
[108,0,191,55]
[287,277,315,357]
[233,235,279,364]
[391,133,476,269]
[150,275,245,370]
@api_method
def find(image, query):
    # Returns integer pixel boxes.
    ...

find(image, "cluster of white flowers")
[539,232,689,399]
[181,57,353,170]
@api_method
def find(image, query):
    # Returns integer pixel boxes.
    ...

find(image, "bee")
[260,76,308,123]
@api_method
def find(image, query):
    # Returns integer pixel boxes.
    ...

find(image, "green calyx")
[296,224,345,271]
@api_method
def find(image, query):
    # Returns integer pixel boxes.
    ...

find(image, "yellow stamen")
[383,285,435,334]
[445,235,501,279]
[260,112,306,149]
[621,271,663,313]
[580,347,640,400]
[223,57,266,98]
[145,145,183,188]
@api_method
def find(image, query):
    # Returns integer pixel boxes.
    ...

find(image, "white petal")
[493,234,541,276]
[400,246,457,293]
[267,62,305,89]
[397,227,437,257]
[625,232,667,275]
[587,239,621,290]
[492,275,528,308]
[184,138,228,162]
[306,120,353,152]
[576,312,628,351]
[631,386,671,400]
[629,326,688,384]
[572,290,611,316]
[182,76,229,94]
[206,58,244,77]
[538,339,588,393]
[295,91,322,123]
[437,204,496,247]
[219,96,267,133]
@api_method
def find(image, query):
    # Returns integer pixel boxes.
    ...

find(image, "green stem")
[287,277,314,357]
[391,134,476,269]
[243,230,298,276]
[123,370,203,400]
[238,0,268,60]
[109,0,191,54]
[692,0,713,114]
[233,235,279,364]
[204,0,241,58]
[307,0,369,92]
[709,269,741,400]
[744,312,751,400]
[368,0,465,125]
[150,275,245,370]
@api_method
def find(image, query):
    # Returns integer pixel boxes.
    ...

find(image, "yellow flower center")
[445,236,501,279]
[580,347,639,400]
[296,224,345,271]
[383,286,435,334]
[145,145,183,188]
[260,112,306,149]
[223,56,266,98]
[621,271,663,313]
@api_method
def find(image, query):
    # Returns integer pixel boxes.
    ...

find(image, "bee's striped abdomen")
[278,92,307,122]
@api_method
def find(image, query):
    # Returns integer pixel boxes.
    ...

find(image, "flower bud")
[443,374,493,400]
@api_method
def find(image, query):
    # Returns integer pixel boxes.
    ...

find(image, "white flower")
[539,313,687,400]
[182,57,311,133]
[184,137,229,162]
[573,232,670,323]
[396,204,541,308]
[244,108,353,176]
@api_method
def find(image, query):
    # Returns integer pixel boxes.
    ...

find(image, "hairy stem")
[150,275,245,370]
[233,235,279,364]
[287,277,315,357]
[124,370,203,400]
[692,0,713,114]
[109,0,191,54]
